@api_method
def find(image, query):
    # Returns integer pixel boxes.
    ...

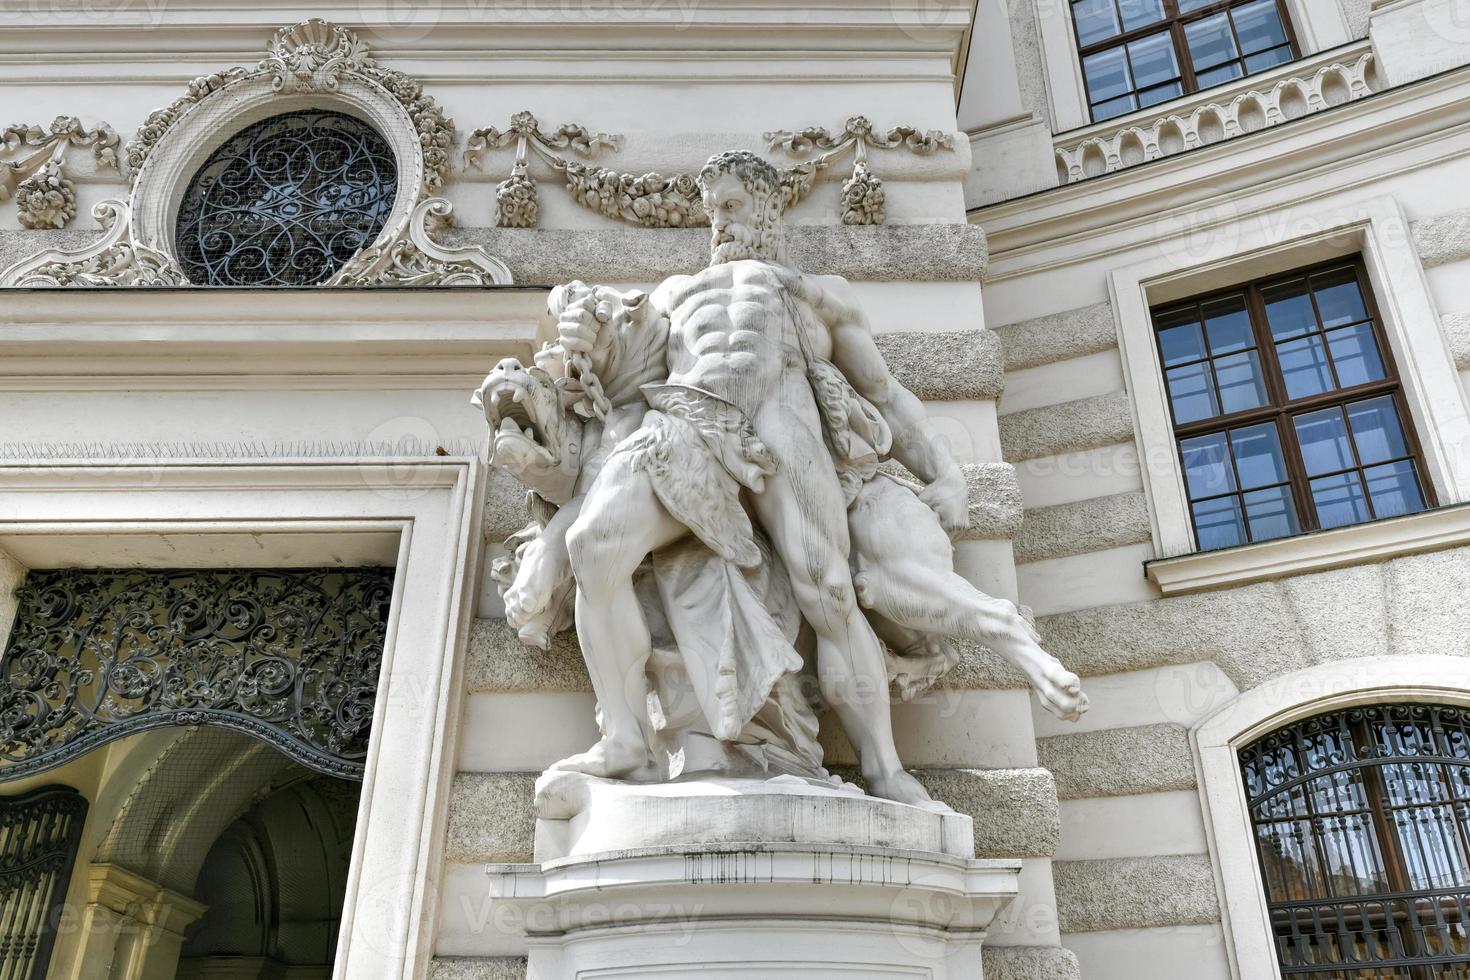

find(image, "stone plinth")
[485,773,1020,979]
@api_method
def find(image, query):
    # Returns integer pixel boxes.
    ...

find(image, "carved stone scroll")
[0,116,119,229]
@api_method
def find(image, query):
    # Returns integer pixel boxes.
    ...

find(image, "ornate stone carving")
[1,200,185,286]
[766,115,955,225]
[1054,49,1378,182]
[474,151,1088,812]
[465,111,626,227]
[330,197,512,285]
[465,111,946,228]
[126,19,453,194]
[0,116,119,229]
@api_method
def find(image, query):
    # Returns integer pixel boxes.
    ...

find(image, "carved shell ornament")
[1,19,505,287]
[464,112,954,228]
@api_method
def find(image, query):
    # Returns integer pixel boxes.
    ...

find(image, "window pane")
[1166,362,1219,422]
[1230,0,1288,54]
[1231,422,1288,488]
[1263,278,1317,339]
[1083,46,1134,103]
[1202,295,1253,353]
[1295,407,1355,475]
[1243,485,1298,540]
[1312,266,1369,327]
[1091,94,1138,120]
[1346,396,1409,465]
[1073,0,1123,46]
[1159,318,1207,366]
[1193,495,1247,550]
[1195,62,1245,87]
[1310,471,1371,528]
[1176,0,1215,11]
[1128,31,1180,89]
[1243,46,1293,73]
[1181,431,1237,497]
[1277,334,1335,398]
[1325,322,1385,388]
[1185,13,1241,70]
[1118,0,1166,30]
[1138,81,1184,106]
[1363,460,1425,519]
[1214,351,1267,413]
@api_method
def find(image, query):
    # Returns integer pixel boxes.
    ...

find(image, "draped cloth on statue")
[610,383,823,778]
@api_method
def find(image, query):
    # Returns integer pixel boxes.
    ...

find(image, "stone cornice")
[973,62,1470,273]
[0,2,970,63]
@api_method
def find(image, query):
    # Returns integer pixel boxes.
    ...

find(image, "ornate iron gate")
[0,568,394,781]
[0,786,87,980]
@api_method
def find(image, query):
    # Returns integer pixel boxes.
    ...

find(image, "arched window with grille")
[1240,703,1470,978]
[173,109,399,287]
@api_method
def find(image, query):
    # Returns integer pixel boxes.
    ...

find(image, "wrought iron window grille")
[0,785,87,980]
[0,568,394,781]
[173,110,399,286]
[1242,703,1470,978]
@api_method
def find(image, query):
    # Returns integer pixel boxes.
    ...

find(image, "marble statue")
[474,150,1088,808]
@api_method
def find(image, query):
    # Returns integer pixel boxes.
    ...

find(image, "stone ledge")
[1036,723,1196,800]
[430,949,1079,979]
[997,391,1134,463]
[1014,491,1152,565]
[429,958,527,980]
[0,223,988,290]
[1038,545,1470,690]
[1053,854,1220,933]
[874,329,1003,401]
[445,771,537,864]
[444,223,988,284]
[982,945,1082,980]
[1412,208,1470,269]
[447,767,1060,863]
[993,302,1116,372]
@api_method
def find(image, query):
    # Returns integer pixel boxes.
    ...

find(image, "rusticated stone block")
[429,958,527,980]
[1014,490,1152,564]
[982,945,1082,980]
[993,302,1117,371]
[1053,854,1220,933]
[444,771,535,864]
[997,390,1134,462]
[874,329,1004,401]
[465,618,589,693]
[1037,723,1196,800]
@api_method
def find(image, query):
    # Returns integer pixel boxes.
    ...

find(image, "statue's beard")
[709,216,781,265]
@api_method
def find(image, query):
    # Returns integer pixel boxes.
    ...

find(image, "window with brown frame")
[1071,0,1299,122]
[1151,259,1435,553]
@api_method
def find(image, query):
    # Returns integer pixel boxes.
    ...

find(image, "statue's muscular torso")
[653,259,831,422]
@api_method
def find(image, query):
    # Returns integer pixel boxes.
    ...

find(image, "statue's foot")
[548,737,647,779]
[1030,657,1090,722]
[867,768,948,810]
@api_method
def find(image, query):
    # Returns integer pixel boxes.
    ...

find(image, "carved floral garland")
[465,112,951,228]
[1,117,119,229]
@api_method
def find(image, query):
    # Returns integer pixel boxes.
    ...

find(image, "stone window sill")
[1144,502,1470,595]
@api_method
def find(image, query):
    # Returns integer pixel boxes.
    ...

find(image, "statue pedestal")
[485,773,1020,979]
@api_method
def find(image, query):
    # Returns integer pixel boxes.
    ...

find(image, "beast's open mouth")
[484,378,548,452]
